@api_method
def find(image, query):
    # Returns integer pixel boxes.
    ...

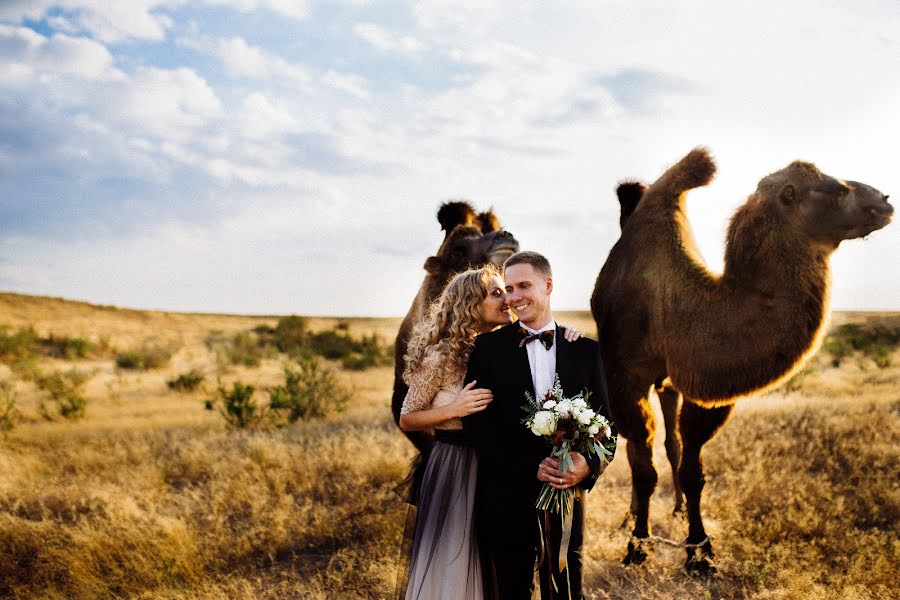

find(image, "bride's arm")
[399,351,492,431]
[399,380,491,431]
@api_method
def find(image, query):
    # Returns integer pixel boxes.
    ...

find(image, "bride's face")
[480,275,512,330]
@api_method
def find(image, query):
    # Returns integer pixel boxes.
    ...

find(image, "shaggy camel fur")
[392,202,519,452]
[592,147,892,573]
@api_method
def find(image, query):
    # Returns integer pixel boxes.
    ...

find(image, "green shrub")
[307,329,356,359]
[0,326,38,362]
[225,332,275,367]
[824,324,899,369]
[207,381,264,428]
[274,315,308,354]
[42,335,93,360]
[167,369,205,392]
[116,344,173,370]
[269,356,348,423]
[36,369,90,420]
[0,381,19,438]
[341,333,391,370]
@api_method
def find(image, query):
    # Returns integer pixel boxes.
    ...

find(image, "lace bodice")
[400,347,467,430]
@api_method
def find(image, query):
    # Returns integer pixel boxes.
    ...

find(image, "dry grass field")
[0,292,897,599]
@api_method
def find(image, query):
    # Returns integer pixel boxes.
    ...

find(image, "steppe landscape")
[0,292,897,599]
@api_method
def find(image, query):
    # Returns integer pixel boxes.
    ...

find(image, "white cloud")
[177,35,313,87]
[202,0,310,20]
[105,66,224,140]
[0,25,118,80]
[322,70,370,100]
[353,22,424,53]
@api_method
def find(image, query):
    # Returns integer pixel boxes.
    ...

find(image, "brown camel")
[592,148,892,573]
[392,201,519,452]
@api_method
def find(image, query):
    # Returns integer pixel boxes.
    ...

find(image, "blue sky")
[0,1,898,316]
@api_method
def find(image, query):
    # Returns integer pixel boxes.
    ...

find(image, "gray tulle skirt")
[405,432,483,600]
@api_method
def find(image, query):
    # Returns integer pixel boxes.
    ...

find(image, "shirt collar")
[520,320,556,335]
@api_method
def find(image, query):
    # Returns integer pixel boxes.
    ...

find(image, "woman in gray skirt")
[398,265,580,600]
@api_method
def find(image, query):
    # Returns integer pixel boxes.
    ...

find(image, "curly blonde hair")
[403,264,502,383]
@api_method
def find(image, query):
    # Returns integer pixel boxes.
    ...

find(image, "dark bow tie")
[518,327,555,350]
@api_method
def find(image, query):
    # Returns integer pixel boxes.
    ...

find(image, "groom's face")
[504,263,553,329]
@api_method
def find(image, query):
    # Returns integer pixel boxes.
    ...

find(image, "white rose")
[542,400,557,410]
[530,411,557,436]
[588,423,600,436]
[575,408,593,426]
[554,400,573,419]
[572,398,587,409]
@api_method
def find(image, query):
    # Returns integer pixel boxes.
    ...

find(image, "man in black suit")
[463,251,616,600]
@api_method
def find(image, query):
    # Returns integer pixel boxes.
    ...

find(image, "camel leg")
[610,378,658,565]
[678,399,734,576]
[655,378,684,515]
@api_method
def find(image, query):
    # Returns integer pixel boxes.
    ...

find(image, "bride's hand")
[451,380,493,418]
[561,326,584,342]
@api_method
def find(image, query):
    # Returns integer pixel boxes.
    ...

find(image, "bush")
[269,355,348,423]
[167,369,205,392]
[0,325,38,362]
[36,369,90,420]
[341,333,391,370]
[207,381,265,429]
[116,344,173,370]
[41,335,93,360]
[306,330,356,359]
[0,381,19,438]
[225,332,275,368]
[274,315,308,354]
[824,324,899,369]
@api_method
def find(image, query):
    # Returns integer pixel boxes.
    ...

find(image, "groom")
[463,251,616,600]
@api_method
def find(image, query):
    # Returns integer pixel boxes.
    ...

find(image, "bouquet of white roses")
[522,374,615,517]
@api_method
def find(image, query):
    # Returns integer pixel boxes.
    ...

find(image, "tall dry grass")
[0,294,897,599]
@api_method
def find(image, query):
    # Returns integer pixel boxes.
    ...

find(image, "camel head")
[424,224,519,278]
[756,161,893,248]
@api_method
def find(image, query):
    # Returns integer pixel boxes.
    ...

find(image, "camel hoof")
[624,539,649,566]
[684,540,716,577]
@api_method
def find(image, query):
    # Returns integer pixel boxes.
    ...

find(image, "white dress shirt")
[522,320,557,402]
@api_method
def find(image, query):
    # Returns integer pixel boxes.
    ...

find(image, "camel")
[393,202,519,452]
[592,148,892,573]
[615,182,686,517]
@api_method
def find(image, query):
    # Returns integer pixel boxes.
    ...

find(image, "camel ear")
[476,209,501,233]
[424,256,443,274]
[779,184,796,205]
[437,201,477,237]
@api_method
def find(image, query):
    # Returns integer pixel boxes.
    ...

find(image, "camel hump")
[677,146,716,189]
[639,147,716,214]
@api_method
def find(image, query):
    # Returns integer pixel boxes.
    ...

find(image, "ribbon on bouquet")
[537,488,580,598]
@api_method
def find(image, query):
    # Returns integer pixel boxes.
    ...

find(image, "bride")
[398,264,580,599]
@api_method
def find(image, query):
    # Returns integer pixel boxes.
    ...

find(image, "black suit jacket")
[462,321,616,525]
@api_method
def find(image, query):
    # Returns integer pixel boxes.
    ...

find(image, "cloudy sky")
[1,1,897,316]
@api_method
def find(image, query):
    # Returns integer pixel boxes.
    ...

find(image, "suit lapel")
[554,324,575,397]
[505,321,535,399]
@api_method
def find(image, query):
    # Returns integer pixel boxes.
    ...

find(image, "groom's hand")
[537,453,590,490]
